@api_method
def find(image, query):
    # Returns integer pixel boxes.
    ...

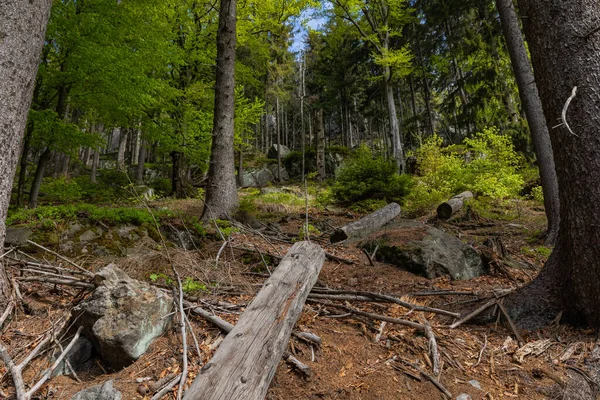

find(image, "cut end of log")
[330,230,348,243]
[436,203,453,220]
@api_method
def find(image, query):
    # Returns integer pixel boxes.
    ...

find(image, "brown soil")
[0,199,593,400]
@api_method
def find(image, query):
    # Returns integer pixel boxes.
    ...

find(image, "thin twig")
[497,301,524,346]
[399,358,452,398]
[309,300,425,331]
[151,373,182,400]
[26,240,93,277]
[449,300,496,329]
[422,319,440,376]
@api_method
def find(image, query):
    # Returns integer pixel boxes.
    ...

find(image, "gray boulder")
[75,264,173,369]
[267,144,291,159]
[240,168,275,187]
[268,163,289,181]
[71,380,122,400]
[362,220,486,280]
[4,226,33,247]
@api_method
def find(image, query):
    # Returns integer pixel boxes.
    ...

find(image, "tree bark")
[0,0,53,307]
[202,0,238,221]
[170,151,186,198]
[16,123,33,207]
[505,0,600,329]
[135,141,146,184]
[330,202,401,243]
[496,0,560,245]
[28,148,52,208]
[116,127,127,171]
[91,150,100,184]
[314,108,326,181]
[437,191,473,220]
[182,242,325,400]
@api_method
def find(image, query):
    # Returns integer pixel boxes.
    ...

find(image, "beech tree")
[495,0,560,245]
[506,0,600,328]
[202,0,239,220]
[0,0,53,306]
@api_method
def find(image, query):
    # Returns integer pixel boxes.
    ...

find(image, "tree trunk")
[330,202,401,243]
[170,151,186,198]
[16,122,33,207]
[383,67,405,173]
[0,3,52,313]
[314,109,326,181]
[29,148,52,208]
[505,0,600,329]
[276,97,282,182]
[496,0,560,245]
[91,150,100,184]
[135,141,146,184]
[116,127,127,171]
[183,242,325,400]
[201,0,238,220]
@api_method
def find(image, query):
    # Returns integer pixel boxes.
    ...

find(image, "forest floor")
[1,191,595,400]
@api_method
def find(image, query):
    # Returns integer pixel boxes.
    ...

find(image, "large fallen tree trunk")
[436,191,473,220]
[182,241,325,400]
[330,202,401,243]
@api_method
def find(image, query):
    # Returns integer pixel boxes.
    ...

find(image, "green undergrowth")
[7,203,175,227]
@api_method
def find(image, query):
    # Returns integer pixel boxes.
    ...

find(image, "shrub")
[405,128,525,214]
[149,178,172,196]
[7,204,173,227]
[39,177,83,203]
[332,145,412,204]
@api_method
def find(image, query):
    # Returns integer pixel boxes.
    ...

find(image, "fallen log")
[330,202,401,243]
[436,191,473,219]
[182,241,325,400]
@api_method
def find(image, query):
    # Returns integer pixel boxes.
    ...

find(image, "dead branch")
[449,300,496,329]
[309,300,425,331]
[310,288,460,318]
[399,358,452,399]
[17,276,94,289]
[0,326,83,400]
[26,240,93,277]
[497,301,524,346]
[421,319,440,376]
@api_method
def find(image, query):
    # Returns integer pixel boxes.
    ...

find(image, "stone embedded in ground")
[267,144,291,159]
[4,226,33,247]
[71,380,122,400]
[456,395,472,400]
[52,335,95,377]
[361,220,486,280]
[75,264,173,369]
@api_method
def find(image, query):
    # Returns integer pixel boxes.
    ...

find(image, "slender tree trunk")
[170,151,186,198]
[16,122,33,207]
[202,0,238,220]
[136,141,146,184]
[504,0,600,329]
[314,109,326,181]
[29,148,52,208]
[276,97,282,182]
[91,150,100,184]
[413,24,435,137]
[116,127,127,171]
[496,0,560,245]
[383,66,405,173]
[0,0,51,309]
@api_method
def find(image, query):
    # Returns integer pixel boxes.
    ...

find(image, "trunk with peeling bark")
[506,0,600,329]
[331,202,401,243]
[182,242,325,400]
[496,0,560,245]
[202,0,238,220]
[0,0,53,307]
